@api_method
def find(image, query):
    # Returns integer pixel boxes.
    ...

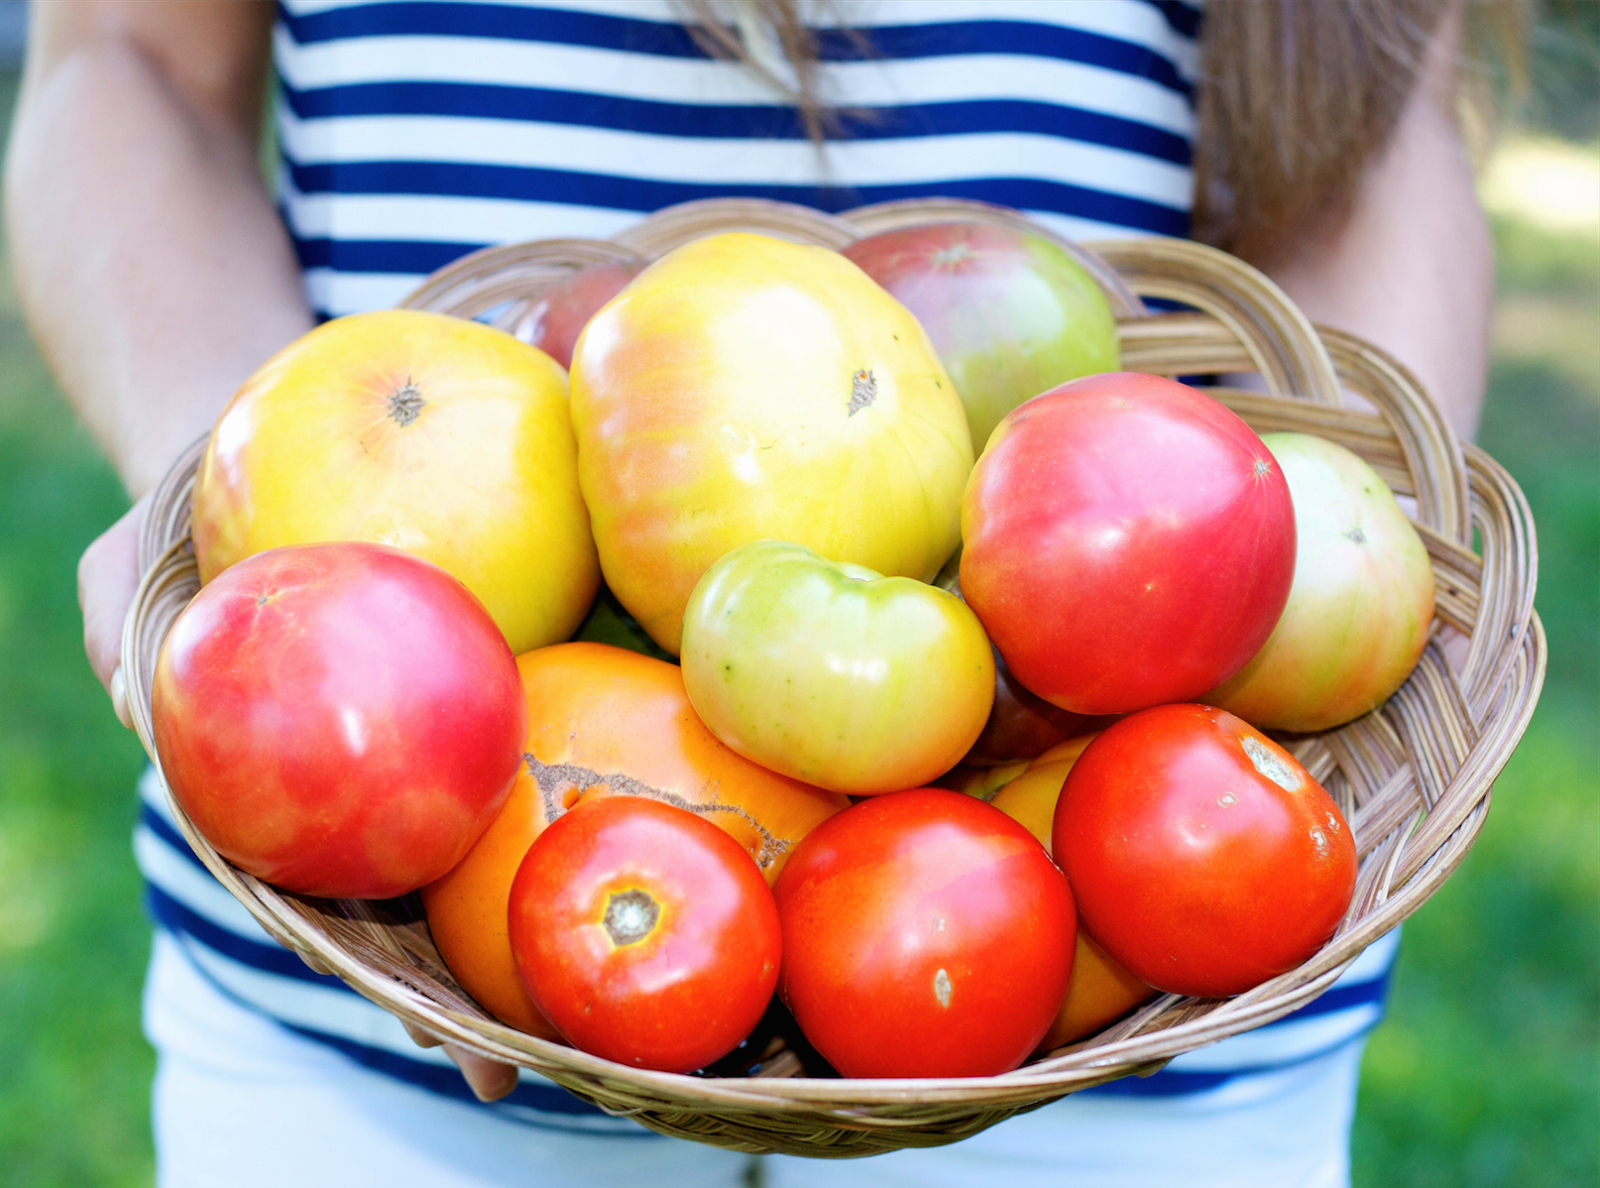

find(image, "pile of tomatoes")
[151,222,1436,1080]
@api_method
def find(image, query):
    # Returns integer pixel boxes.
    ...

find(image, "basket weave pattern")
[122,199,1544,1157]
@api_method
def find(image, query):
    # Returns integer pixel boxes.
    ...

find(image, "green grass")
[0,75,1595,1188]
[1349,224,1600,1185]
[0,221,155,1184]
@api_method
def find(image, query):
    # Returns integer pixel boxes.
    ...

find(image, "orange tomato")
[988,732,1156,1048]
[1037,931,1156,1053]
[989,734,1097,848]
[422,642,847,1037]
[569,232,973,653]
[193,310,599,655]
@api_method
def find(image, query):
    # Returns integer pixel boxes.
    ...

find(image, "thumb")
[78,494,150,727]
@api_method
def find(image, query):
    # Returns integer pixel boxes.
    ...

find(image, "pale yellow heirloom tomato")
[192,309,600,655]
[569,232,974,654]
[680,540,995,795]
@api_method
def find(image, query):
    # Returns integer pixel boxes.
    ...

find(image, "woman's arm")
[1260,15,1493,442]
[5,2,314,709]
[7,4,519,1102]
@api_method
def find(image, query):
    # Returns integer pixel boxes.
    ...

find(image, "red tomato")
[1054,705,1357,997]
[507,796,781,1073]
[774,789,1075,1078]
[515,261,643,370]
[960,372,1296,715]
[962,647,1115,766]
[151,542,525,899]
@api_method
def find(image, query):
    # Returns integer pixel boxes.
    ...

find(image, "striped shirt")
[138,0,1397,1128]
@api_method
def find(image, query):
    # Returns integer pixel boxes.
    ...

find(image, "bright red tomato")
[1054,704,1357,997]
[774,789,1075,1078]
[507,796,781,1073]
[151,542,525,900]
[960,372,1296,715]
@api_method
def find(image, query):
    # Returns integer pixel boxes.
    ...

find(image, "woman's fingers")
[402,1020,520,1102]
[78,494,151,727]
[401,1019,445,1048]
[443,1043,521,1102]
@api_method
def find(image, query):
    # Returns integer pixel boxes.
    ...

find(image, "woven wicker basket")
[122,198,1544,1158]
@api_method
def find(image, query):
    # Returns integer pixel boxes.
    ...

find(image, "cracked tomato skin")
[774,789,1075,1078]
[960,372,1296,715]
[151,542,525,900]
[508,796,782,1073]
[421,642,845,1037]
[1054,704,1358,998]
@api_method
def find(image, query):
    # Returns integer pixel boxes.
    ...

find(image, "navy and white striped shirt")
[138,0,1396,1128]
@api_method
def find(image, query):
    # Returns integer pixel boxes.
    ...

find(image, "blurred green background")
[0,12,1595,1188]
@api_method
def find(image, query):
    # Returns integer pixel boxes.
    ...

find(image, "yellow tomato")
[569,232,974,653]
[990,733,1097,849]
[1037,931,1156,1053]
[985,732,1156,1050]
[192,310,600,655]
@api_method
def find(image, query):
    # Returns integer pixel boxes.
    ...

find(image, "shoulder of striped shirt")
[134,766,1396,1113]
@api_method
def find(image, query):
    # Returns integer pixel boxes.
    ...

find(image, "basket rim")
[121,196,1546,1122]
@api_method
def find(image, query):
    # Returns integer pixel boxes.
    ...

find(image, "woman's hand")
[400,1021,522,1103]
[78,493,149,727]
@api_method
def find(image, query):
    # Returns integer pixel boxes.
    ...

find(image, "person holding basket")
[7,1,1497,1185]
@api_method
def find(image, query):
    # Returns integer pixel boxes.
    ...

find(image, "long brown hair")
[674,0,1525,264]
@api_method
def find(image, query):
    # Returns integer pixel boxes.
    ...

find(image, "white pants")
[147,932,1361,1188]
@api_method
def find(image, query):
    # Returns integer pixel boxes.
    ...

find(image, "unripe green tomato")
[681,540,995,795]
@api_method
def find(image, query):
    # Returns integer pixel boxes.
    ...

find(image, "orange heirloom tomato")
[422,643,846,1037]
[193,309,600,655]
[569,232,973,653]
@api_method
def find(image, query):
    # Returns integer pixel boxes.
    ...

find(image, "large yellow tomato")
[569,232,974,653]
[192,310,600,654]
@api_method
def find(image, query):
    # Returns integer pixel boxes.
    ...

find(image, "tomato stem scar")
[603,889,659,945]
[387,379,425,426]
[847,369,877,416]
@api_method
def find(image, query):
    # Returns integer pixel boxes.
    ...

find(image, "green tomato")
[843,222,1120,454]
[681,540,995,795]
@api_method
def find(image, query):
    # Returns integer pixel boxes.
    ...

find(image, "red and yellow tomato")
[569,232,973,653]
[193,309,599,655]
[844,221,1120,453]
[1208,432,1436,731]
